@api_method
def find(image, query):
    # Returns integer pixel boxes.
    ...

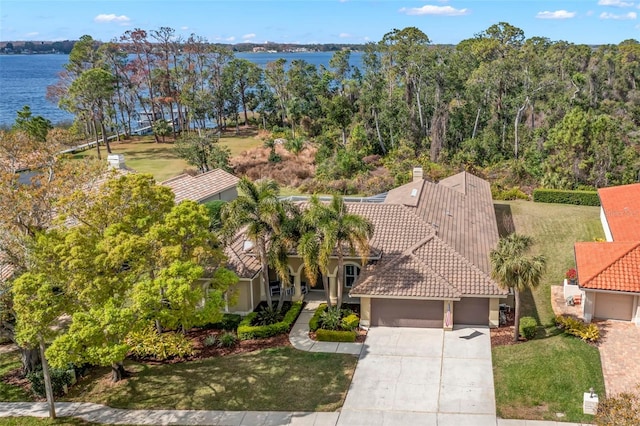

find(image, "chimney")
[107,154,126,170]
[412,167,423,182]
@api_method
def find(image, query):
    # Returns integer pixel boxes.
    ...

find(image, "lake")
[0,51,364,127]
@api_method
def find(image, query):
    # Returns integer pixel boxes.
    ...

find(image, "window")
[344,264,360,288]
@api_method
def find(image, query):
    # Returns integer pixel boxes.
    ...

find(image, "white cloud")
[339,32,351,38]
[26,31,39,37]
[536,10,577,19]
[600,11,637,18]
[242,33,256,40]
[399,5,469,16]
[535,10,577,19]
[225,36,236,42]
[94,14,131,24]
[598,0,634,7]
[180,26,189,31]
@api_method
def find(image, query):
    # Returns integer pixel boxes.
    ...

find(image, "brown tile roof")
[384,171,499,274]
[225,231,262,279]
[599,183,640,241]
[161,169,239,204]
[575,241,640,292]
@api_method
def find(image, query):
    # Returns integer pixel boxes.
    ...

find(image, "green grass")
[71,129,262,182]
[63,346,356,412]
[0,350,31,402]
[496,200,603,326]
[493,333,605,423]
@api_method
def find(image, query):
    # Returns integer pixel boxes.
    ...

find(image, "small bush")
[253,305,284,326]
[204,313,242,331]
[238,301,303,340]
[204,335,217,347]
[533,188,600,206]
[316,329,357,342]
[320,307,343,331]
[555,315,600,342]
[519,316,538,340]
[341,313,360,331]
[27,367,73,397]
[309,304,328,332]
[492,186,529,201]
[217,332,238,348]
[126,326,195,360]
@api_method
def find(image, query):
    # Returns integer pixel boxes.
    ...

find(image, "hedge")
[316,329,357,342]
[519,316,537,340]
[309,303,328,332]
[532,188,600,206]
[237,301,303,340]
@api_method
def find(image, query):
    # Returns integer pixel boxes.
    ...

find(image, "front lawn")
[493,333,605,423]
[63,346,356,412]
[0,349,30,402]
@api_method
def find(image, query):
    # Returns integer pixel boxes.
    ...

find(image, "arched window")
[344,264,361,288]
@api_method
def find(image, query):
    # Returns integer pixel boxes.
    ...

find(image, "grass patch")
[493,333,605,423]
[70,129,262,182]
[0,350,31,402]
[498,200,603,326]
[63,346,356,412]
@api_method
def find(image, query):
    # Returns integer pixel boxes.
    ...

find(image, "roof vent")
[412,167,423,182]
[410,188,418,197]
[243,240,255,252]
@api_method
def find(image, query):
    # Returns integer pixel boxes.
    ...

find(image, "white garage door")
[595,293,633,321]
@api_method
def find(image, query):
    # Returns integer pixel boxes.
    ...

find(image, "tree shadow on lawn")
[494,203,516,237]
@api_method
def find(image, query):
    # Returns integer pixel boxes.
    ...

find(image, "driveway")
[338,326,496,426]
[597,320,640,396]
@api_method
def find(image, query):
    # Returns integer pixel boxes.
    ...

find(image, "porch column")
[489,299,500,328]
[443,300,454,331]
[360,297,371,328]
[291,273,303,302]
[329,274,338,305]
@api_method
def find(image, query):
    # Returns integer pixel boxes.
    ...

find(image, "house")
[574,183,640,324]
[228,169,508,328]
[160,169,240,204]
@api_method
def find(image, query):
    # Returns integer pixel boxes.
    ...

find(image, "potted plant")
[565,268,577,285]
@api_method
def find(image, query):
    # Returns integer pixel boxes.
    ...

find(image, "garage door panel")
[454,298,489,326]
[371,299,442,328]
[595,293,633,321]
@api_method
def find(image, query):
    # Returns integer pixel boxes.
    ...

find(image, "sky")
[1,0,639,46]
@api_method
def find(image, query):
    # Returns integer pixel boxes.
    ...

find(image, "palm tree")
[300,195,373,310]
[490,233,546,342]
[221,177,290,307]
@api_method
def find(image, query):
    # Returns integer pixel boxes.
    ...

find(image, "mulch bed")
[490,310,525,347]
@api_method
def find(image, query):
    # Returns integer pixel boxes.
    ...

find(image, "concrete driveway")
[338,326,496,426]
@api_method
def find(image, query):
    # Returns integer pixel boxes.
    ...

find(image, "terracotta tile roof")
[599,183,640,241]
[224,231,262,279]
[161,169,239,204]
[384,171,499,274]
[575,241,640,292]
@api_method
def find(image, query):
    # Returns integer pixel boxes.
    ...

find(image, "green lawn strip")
[1,418,98,425]
[504,200,603,326]
[0,350,31,402]
[63,347,356,412]
[493,333,605,423]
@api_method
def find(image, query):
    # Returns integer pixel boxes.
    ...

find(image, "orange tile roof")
[161,169,240,204]
[575,241,640,292]
[599,183,640,241]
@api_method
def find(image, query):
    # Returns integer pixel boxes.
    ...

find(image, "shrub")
[316,329,357,342]
[253,305,284,326]
[204,335,217,347]
[320,307,342,331]
[595,390,640,426]
[238,301,303,340]
[217,332,238,348]
[27,367,73,397]
[491,185,529,201]
[555,315,600,342]
[341,313,360,331]
[532,188,600,206]
[519,316,538,340]
[126,326,195,360]
[204,313,242,331]
[309,304,328,332]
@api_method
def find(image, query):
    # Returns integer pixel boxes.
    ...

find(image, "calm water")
[0,51,363,127]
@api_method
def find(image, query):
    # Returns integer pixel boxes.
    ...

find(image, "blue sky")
[1,0,639,45]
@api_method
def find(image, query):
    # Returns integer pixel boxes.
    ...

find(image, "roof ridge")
[582,241,640,287]
[405,247,462,298]
[160,173,189,184]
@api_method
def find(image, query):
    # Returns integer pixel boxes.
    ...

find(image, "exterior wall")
[634,295,640,325]
[201,187,238,204]
[600,207,613,242]
[583,291,595,323]
[489,298,500,328]
[227,279,252,313]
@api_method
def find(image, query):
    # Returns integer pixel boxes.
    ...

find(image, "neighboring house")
[229,169,508,328]
[160,169,240,204]
[574,183,640,324]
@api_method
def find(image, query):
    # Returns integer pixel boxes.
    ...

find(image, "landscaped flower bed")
[237,301,303,340]
[308,303,365,343]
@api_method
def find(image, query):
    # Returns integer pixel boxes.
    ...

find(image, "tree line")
[48,23,640,189]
